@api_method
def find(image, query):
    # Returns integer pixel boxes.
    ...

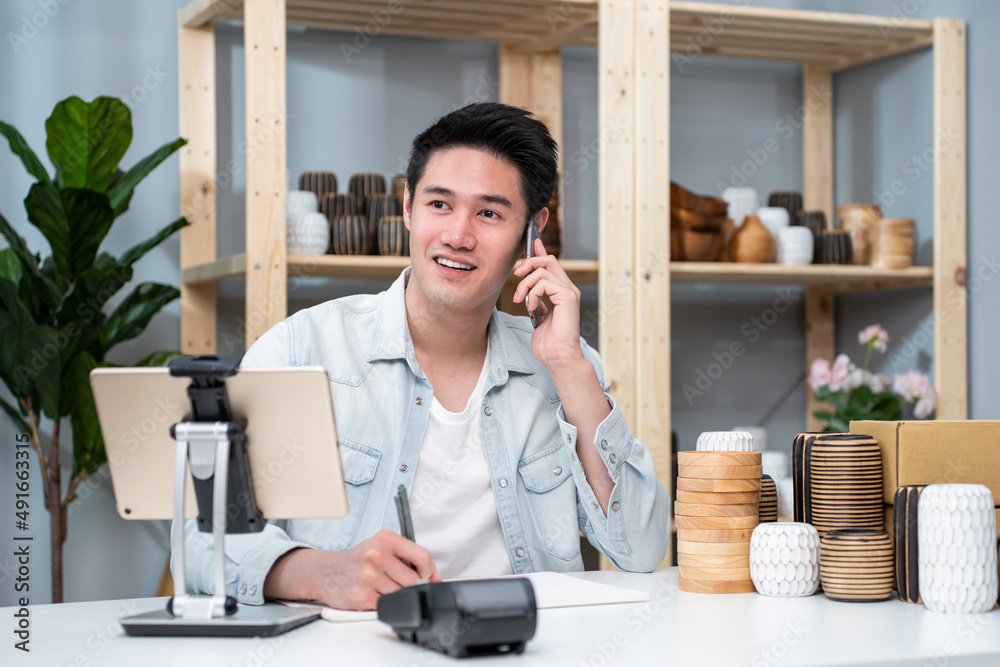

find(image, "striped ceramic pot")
[330,214,370,255]
[378,215,410,256]
[820,229,853,264]
[349,172,387,203]
[320,193,359,223]
[298,171,338,202]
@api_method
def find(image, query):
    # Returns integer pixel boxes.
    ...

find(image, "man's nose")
[442,210,476,249]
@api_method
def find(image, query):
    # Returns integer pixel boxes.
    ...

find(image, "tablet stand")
[118,355,319,637]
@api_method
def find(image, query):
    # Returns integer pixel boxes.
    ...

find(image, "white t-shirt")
[409,343,514,579]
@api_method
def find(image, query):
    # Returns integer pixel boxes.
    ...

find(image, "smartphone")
[524,219,542,328]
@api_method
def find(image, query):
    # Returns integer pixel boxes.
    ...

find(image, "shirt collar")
[366,268,536,379]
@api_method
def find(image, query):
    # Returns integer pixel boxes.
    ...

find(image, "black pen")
[395,484,430,583]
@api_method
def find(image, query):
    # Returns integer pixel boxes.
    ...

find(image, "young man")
[176,102,670,610]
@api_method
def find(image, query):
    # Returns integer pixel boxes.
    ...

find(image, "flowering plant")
[808,324,935,432]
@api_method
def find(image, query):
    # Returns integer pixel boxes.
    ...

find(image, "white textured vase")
[286,190,319,218]
[287,211,330,255]
[750,523,821,597]
[733,425,767,452]
[696,431,755,452]
[757,206,790,238]
[776,227,814,265]
[722,187,758,227]
[918,484,998,614]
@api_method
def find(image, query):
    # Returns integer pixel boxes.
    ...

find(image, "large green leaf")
[108,137,187,211]
[16,325,61,419]
[0,211,61,309]
[0,310,32,398]
[0,395,30,434]
[0,250,34,331]
[119,217,189,269]
[0,121,51,183]
[45,96,131,191]
[106,169,133,218]
[100,282,179,352]
[25,183,115,279]
[65,351,105,477]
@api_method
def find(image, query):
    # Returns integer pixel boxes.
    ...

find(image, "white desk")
[7,568,1000,666]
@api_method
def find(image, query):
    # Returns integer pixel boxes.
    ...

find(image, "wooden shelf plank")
[670,262,933,288]
[182,254,601,285]
[181,0,935,65]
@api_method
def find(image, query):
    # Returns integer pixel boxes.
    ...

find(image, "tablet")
[90,366,348,521]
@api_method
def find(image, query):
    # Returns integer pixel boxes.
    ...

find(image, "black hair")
[406,102,558,222]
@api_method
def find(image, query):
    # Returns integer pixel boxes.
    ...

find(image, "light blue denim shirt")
[175,269,670,605]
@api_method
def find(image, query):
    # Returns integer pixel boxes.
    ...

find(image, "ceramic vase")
[377,215,409,256]
[807,433,884,537]
[349,172,387,203]
[918,484,998,613]
[776,227,814,265]
[729,214,774,263]
[286,190,319,219]
[759,475,778,523]
[733,426,768,452]
[298,171,338,202]
[750,522,820,597]
[767,191,803,226]
[820,230,853,265]
[756,206,790,238]
[819,529,894,602]
[722,187,758,227]
[330,214,370,255]
[320,193,359,223]
[391,174,407,212]
[696,431,756,452]
[836,203,881,265]
[799,211,826,263]
[871,218,915,269]
[366,193,401,254]
[894,485,926,604]
[287,211,330,255]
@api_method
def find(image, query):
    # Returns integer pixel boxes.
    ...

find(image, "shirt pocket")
[311,439,381,551]
[518,445,581,562]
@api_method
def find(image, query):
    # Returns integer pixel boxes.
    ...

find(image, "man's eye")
[431,200,447,209]
[482,210,498,219]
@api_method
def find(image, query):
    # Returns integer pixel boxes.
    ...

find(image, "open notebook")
[281,571,650,623]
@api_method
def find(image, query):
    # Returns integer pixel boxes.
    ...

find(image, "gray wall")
[0,0,997,604]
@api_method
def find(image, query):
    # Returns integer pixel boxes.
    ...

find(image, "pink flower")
[858,324,889,353]
[893,371,936,418]
[808,358,832,390]
[830,354,854,392]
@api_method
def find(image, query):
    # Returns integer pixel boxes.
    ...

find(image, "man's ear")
[402,182,411,231]
[534,207,550,235]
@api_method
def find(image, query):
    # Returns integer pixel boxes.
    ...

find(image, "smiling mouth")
[435,257,475,271]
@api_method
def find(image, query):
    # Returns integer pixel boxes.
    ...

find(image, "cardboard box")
[850,420,1000,505]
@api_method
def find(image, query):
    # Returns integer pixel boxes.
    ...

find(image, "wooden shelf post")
[178,16,218,354]
[932,18,967,419]
[243,0,288,350]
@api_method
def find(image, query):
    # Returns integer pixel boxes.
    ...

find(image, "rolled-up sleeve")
[556,340,671,573]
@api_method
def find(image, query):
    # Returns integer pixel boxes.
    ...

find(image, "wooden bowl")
[672,208,728,230]
[671,181,729,216]
[676,227,724,262]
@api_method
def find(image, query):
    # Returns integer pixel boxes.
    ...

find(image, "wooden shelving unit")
[177,1,967,565]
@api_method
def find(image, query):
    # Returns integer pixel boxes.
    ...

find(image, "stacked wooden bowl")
[870,218,915,269]
[676,450,761,594]
[819,528,895,602]
[808,434,884,537]
[670,182,729,262]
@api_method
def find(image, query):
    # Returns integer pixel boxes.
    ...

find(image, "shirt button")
[484,406,492,416]
[250,585,258,596]
[239,584,247,595]
[499,478,508,488]
[399,464,408,473]
[601,439,608,451]
[591,501,599,510]
[415,397,423,405]
[515,547,525,558]
[566,434,572,443]
[553,466,562,476]
[609,453,617,464]
[611,501,621,512]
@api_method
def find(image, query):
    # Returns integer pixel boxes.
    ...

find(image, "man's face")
[404,146,531,316]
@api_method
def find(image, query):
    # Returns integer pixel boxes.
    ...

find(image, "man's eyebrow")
[420,185,513,210]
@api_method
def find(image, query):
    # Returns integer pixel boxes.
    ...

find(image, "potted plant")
[808,324,936,432]
[0,96,188,603]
